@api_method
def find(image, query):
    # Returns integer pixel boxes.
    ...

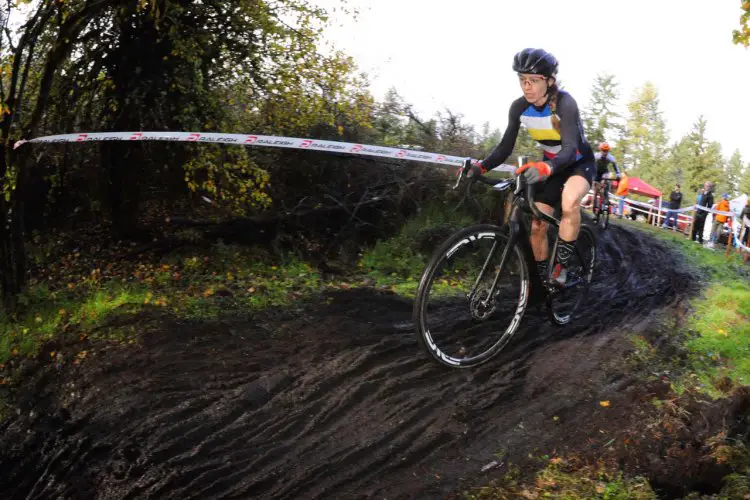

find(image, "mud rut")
[0,223,695,499]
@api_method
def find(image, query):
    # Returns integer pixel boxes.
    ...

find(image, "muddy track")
[0,223,696,499]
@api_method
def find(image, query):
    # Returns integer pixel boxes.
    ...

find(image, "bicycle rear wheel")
[599,187,610,229]
[413,224,530,368]
[547,226,596,325]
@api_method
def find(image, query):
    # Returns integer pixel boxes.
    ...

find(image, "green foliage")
[464,461,655,499]
[359,202,475,296]
[372,88,408,146]
[726,149,747,197]
[685,282,750,394]
[0,245,324,364]
[0,282,151,364]
[513,127,542,163]
[619,82,669,178]
[733,1,750,46]
[479,122,502,157]
[621,220,750,397]
[183,146,271,215]
[583,73,622,147]
[684,116,724,193]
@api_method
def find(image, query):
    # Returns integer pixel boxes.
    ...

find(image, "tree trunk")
[103,142,141,239]
[0,145,25,311]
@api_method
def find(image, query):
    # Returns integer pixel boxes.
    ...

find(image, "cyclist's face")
[519,73,549,104]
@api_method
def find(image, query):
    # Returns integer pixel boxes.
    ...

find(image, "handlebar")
[453,159,501,189]
[454,158,559,226]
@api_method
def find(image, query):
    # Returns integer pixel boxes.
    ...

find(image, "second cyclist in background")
[592,142,621,214]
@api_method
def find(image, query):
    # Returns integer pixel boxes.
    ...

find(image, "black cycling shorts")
[534,160,595,208]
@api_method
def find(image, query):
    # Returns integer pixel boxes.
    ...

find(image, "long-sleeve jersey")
[481,90,594,174]
[594,152,621,177]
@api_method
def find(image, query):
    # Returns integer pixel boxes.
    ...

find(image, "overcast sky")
[316,0,749,161]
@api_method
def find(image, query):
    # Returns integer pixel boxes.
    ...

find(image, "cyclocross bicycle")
[413,159,597,368]
[592,172,618,229]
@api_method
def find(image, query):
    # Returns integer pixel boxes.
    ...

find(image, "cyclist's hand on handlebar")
[469,159,486,177]
[515,161,551,184]
[460,159,486,178]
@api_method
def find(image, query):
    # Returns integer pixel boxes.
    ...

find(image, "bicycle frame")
[457,162,567,307]
[455,157,592,309]
[600,180,612,210]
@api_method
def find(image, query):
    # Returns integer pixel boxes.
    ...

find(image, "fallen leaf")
[480,460,500,472]
[600,401,611,407]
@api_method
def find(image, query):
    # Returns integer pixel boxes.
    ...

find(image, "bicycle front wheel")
[413,224,530,368]
[592,192,601,223]
[600,202,610,229]
[548,225,596,326]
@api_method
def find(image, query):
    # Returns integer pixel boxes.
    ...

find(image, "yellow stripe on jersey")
[527,127,561,141]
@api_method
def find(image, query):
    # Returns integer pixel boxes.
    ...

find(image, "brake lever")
[452,159,472,191]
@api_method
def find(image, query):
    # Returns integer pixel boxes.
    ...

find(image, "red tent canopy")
[626,177,662,198]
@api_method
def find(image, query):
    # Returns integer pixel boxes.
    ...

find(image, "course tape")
[608,194,750,253]
[13,130,746,249]
[694,204,736,217]
[13,131,472,167]
[608,193,736,217]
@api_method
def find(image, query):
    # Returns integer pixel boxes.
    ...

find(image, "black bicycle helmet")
[512,48,558,77]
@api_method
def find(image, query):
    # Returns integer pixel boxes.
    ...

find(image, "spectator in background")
[741,199,750,246]
[615,172,629,218]
[661,183,682,229]
[710,193,731,244]
[691,182,714,244]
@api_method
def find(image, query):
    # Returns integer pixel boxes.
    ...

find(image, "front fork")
[468,205,521,309]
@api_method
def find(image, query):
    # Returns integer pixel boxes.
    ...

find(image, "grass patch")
[614,218,746,281]
[359,201,476,296]
[464,460,655,499]
[0,283,151,363]
[616,218,750,396]
[0,243,323,365]
[684,282,750,395]
[1,201,490,366]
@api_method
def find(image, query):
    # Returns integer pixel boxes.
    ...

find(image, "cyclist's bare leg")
[559,175,591,242]
[530,202,555,261]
